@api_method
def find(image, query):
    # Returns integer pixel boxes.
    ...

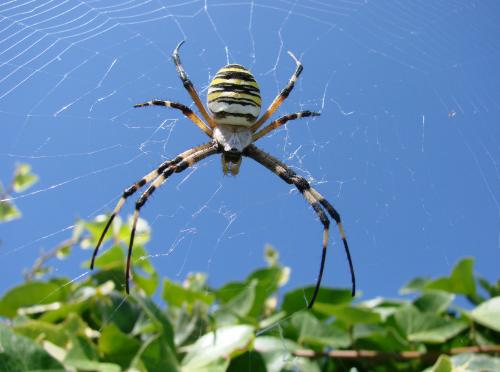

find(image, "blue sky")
[1,0,499,302]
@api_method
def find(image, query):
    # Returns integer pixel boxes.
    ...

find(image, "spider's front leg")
[134,100,213,137]
[250,51,303,132]
[172,41,216,128]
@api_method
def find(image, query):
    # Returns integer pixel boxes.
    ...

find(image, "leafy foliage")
[0,163,38,222]
[1,216,499,371]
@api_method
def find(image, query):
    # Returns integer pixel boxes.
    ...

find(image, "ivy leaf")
[134,295,176,352]
[393,305,468,343]
[313,303,381,325]
[181,325,254,370]
[449,353,500,371]
[470,296,500,332]
[254,336,320,372]
[0,280,70,318]
[282,287,352,314]
[214,280,257,326]
[402,258,476,297]
[12,163,38,193]
[413,291,454,314]
[0,200,21,222]
[0,323,64,370]
[426,258,476,296]
[287,311,350,348]
[162,278,215,310]
[131,334,181,372]
[429,355,453,372]
[98,323,141,369]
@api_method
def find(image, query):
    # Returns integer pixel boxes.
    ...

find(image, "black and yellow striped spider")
[90,41,355,308]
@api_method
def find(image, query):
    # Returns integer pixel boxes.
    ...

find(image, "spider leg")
[90,143,213,270]
[172,41,216,128]
[308,188,356,297]
[244,144,355,308]
[252,111,320,141]
[250,51,303,132]
[124,141,220,293]
[134,100,213,137]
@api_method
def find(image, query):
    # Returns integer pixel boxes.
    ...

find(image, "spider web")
[1,0,499,332]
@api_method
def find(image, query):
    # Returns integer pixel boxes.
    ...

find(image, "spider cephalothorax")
[90,41,355,309]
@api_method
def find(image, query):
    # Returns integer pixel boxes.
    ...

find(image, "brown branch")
[292,345,500,362]
[24,235,85,281]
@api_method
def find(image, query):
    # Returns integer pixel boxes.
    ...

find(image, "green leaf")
[425,354,500,372]
[228,351,267,372]
[134,295,176,352]
[287,311,350,348]
[56,244,72,259]
[409,319,468,343]
[98,324,141,368]
[131,334,180,372]
[120,215,151,246]
[216,266,284,317]
[449,353,500,371]
[12,163,38,193]
[402,258,476,297]
[427,258,476,296]
[0,323,64,370]
[259,311,287,330]
[253,336,320,372]
[0,280,69,318]
[247,267,283,315]
[393,305,468,343]
[478,277,500,298]
[171,306,205,346]
[134,271,159,297]
[162,278,215,309]
[13,320,69,347]
[401,277,431,294]
[430,355,453,372]
[0,200,21,222]
[87,291,141,334]
[214,280,257,326]
[282,287,353,314]
[413,291,454,314]
[470,296,500,331]
[85,244,124,270]
[63,335,122,372]
[361,297,405,321]
[225,280,256,318]
[353,324,409,352]
[404,258,476,297]
[84,216,116,248]
[217,281,248,304]
[313,303,381,325]
[181,325,255,370]
[63,359,121,372]
[64,334,99,364]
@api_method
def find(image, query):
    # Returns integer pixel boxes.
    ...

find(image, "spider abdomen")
[207,64,261,126]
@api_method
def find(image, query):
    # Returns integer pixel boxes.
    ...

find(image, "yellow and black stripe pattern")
[207,64,261,126]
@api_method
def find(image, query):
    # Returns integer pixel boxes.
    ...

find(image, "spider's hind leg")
[123,141,220,293]
[244,144,355,308]
[90,145,210,270]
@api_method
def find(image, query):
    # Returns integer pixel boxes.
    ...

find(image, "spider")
[90,41,355,308]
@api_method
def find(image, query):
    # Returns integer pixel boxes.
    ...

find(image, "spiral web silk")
[1,1,499,345]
